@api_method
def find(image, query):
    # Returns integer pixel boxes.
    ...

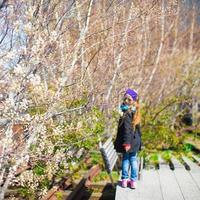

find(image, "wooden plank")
[171,157,184,169]
[115,157,200,200]
[192,155,200,165]
[43,186,59,200]
[106,145,115,160]
[110,155,118,171]
[182,156,200,189]
[156,156,184,200]
[102,137,112,149]
[182,156,200,171]
[115,169,163,200]
[104,140,113,154]
[109,149,116,160]
[159,156,170,169]
[100,142,118,174]
[172,158,200,200]
[158,167,184,200]
[135,169,163,200]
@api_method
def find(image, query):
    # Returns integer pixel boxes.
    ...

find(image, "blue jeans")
[121,151,138,181]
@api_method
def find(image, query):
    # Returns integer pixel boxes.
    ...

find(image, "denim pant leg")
[121,153,129,180]
[129,152,138,181]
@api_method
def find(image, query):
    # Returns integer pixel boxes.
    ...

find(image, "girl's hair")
[132,98,141,129]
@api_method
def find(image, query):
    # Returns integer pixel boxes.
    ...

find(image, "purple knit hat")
[124,88,138,101]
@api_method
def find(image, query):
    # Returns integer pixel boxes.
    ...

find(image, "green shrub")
[18,187,34,199]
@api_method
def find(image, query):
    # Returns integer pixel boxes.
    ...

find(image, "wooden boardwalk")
[115,157,200,200]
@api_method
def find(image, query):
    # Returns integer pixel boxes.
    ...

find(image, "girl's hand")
[124,145,131,152]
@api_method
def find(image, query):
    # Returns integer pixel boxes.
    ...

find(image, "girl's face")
[123,95,135,106]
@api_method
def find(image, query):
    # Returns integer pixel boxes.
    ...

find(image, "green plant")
[93,171,119,182]
[40,177,50,189]
[90,151,103,165]
[18,187,34,199]
[141,97,190,151]
[33,162,46,176]
[149,153,159,165]
[183,143,194,153]
[27,106,47,116]
[56,191,63,200]
[161,150,172,162]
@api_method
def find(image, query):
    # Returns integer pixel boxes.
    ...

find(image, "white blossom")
[28,74,41,86]
[13,64,23,75]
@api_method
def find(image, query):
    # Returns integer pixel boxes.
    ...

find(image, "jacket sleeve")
[122,112,133,145]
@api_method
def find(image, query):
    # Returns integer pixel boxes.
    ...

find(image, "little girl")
[114,88,142,189]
